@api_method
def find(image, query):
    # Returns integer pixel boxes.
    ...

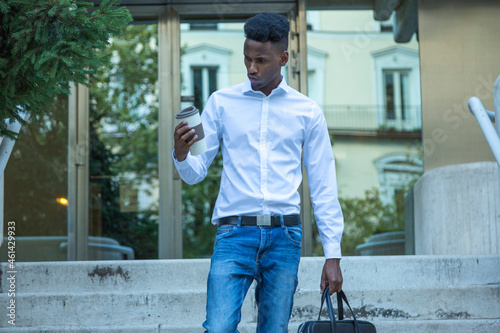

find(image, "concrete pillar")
[413,162,500,255]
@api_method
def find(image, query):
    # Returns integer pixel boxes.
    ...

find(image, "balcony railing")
[322,105,422,133]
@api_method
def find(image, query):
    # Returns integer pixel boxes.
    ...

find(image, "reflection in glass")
[89,24,159,260]
[193,66,218,110]
[384,71,395,120]
[2,95,69,262]
[306,10,422,256]
[400,72,409,120]
[180,20,246,258]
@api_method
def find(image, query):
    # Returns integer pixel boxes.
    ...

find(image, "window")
[306,46,328,107]
[180,44,231,111]
[383,70,411,124]
[192,66,218,110]
[189,23,218,30]
[372,46,421,131]
[375,153,423,206]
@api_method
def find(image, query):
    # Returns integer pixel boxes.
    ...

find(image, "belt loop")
[237,216,242,228]
[280,215,285,229]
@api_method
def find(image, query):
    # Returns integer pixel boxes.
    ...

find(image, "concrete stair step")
[292,285,500,322]
[0,259,211,294]
[0,291,249,327]
[1,284,498,327]
[1,320,499,333]
[3,255,499,293]
[1,255,499,331]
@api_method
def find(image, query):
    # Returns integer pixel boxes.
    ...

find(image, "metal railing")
[0,112,30,247]
[322,105,422,132]
[0,113,30,175]
[468,75,500,167]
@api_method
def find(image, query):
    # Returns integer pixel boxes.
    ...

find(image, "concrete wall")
[413,162,500,255]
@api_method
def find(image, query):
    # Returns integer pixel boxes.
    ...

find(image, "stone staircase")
[1,255,499,332]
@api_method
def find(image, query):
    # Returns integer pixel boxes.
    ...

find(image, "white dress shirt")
[173,78,344,258]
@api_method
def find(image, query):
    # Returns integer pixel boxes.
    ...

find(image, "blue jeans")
[202,222,302,333]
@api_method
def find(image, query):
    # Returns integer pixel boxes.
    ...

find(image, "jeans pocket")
[215,225,236,241]
[284,225,302,246]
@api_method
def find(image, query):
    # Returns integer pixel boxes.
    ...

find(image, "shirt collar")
[242,75,290,95]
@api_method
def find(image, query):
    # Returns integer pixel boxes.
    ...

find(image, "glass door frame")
[68,0,312,260]
[68,83,89,261]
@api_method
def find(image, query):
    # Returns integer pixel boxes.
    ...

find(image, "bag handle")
[337,290,361,333]
[318,286,361,333]
[318,285,336,333]
[337,292,344,320]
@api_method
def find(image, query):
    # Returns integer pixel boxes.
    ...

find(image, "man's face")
[244,39,288,95]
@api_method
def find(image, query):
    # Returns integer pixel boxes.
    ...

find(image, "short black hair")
[244,12,290,52]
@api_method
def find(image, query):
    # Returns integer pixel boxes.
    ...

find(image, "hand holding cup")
[173,106,207,161]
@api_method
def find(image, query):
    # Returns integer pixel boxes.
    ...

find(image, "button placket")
[260,97,270,215]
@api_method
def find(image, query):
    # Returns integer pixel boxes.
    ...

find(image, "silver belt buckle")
[256,215,272,226]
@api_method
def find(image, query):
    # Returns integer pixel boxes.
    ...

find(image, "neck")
[256,74,282,96]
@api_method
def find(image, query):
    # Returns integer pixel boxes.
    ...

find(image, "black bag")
[298,287,376,333]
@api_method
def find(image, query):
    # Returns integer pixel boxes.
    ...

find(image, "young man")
[173,12,344,332]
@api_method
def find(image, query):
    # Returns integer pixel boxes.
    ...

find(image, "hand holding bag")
[298,286,376,333]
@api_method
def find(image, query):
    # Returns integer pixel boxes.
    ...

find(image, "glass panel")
[306,9,422,256]
[191,67,220,110]
[209,67,218,96]
[2,95,69,262]
[190,23,218,31]
[88,24,159,260]
[193,67,203,110]
[400,72,410,120]
[180,20,246,258]
[384,71,395,120]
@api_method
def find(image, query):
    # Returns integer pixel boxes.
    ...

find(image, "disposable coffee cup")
[175,106,207,155]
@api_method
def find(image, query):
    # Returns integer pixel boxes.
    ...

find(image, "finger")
[320,271,327,293]
[329,281,335,295]
[175,122,191,139]
[176,124,193,140]
[181,129,197,143]
[330,281,342,294]
[330,283,338,294]
[186,134,198,146]
[174,120,188,131]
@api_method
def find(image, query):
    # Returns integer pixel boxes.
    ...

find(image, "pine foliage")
[0,0,132,139]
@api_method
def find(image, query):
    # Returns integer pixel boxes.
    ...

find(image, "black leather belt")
[219,215,301,227]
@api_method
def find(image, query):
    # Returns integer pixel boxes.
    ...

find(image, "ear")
[279,51,289,67]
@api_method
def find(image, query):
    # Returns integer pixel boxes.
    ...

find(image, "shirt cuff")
[323,241,342,259]
[172,150,191,170]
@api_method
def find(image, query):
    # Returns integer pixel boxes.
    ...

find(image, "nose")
[248,61,257,74]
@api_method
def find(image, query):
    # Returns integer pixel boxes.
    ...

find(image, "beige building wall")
[308,11,422,200]
[180,31,246,86]
[307,11,419,107]
[334,138,420,199]
[318,10,374,32]
[418,0,499,171]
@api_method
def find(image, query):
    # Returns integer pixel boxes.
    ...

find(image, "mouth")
[248,75,258,82]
